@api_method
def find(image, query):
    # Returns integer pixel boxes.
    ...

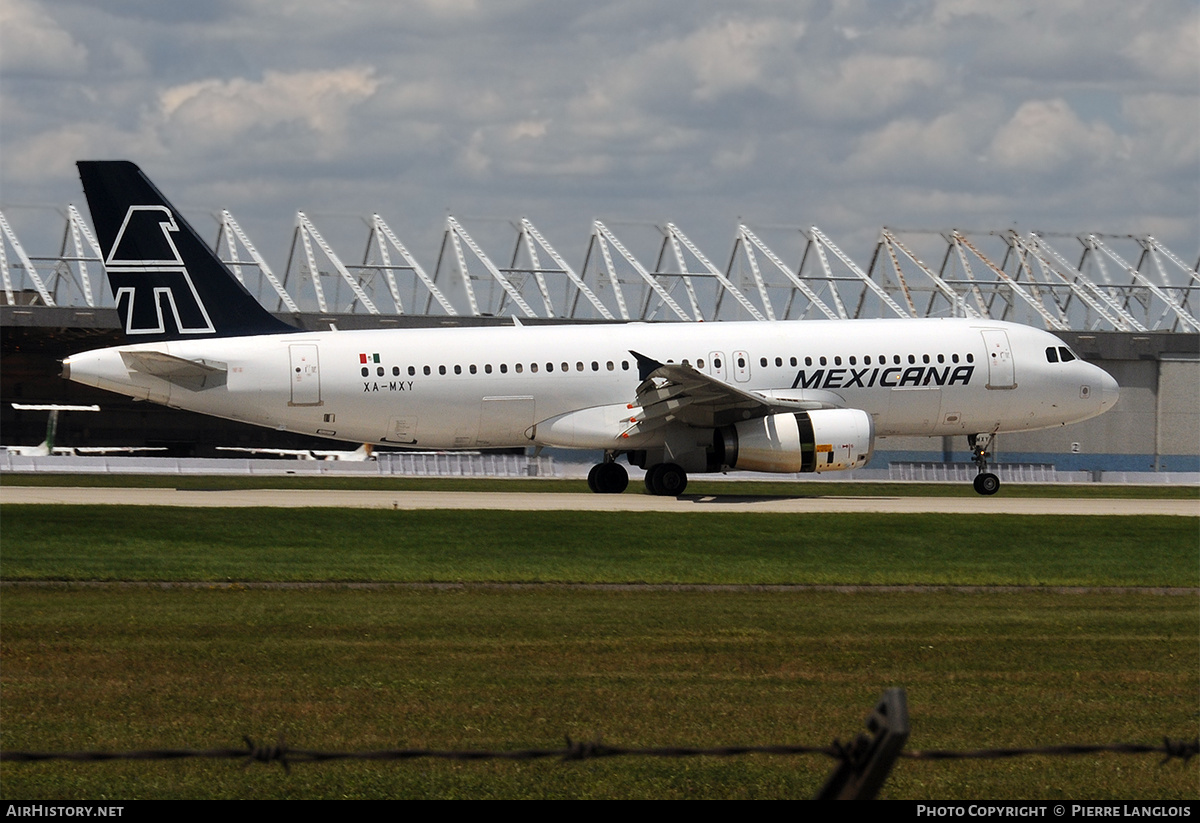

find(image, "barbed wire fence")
[3,689,1196,800]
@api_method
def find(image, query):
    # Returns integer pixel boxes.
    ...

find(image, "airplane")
[61,161,1120,495]
[4,403,166,456]
[216,443,376,461]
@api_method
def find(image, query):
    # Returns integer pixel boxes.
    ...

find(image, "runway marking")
[1,486,1197,516]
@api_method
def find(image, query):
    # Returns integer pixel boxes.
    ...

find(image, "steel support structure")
[1,202,1195,332]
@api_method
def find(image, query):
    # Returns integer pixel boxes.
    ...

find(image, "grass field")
[1,506,1196,585]
[1,497,1197,799]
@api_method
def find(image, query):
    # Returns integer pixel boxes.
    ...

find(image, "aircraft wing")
[120,351,227,391]
[627,351,845,432]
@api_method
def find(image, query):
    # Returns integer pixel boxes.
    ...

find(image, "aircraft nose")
[1097,370,1120,413]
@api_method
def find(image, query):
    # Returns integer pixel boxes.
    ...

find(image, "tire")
[587,464,602,493]
[655,463,688,496]
[597,462,628,494]
[973,472,1000,495]
[644,463,664,495]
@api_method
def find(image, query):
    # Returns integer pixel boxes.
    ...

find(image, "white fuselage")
[63,318,1119,457]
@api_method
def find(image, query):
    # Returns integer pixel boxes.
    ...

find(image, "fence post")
[816,687,909,800]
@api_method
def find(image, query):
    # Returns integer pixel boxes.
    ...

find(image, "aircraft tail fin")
[77,160,297,342]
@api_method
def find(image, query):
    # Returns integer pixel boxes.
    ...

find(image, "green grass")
[1,503,1196,799]
[1,506,1196,586]
[1,587,1196,800]
[3,472,1198,498]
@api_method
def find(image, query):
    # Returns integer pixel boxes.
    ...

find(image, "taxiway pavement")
[1,486,1196,516]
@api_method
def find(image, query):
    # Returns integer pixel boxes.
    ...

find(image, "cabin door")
[981,330,1016,389]
[289,344,322,406]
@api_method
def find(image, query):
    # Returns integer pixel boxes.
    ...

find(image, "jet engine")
[713,409,875,473]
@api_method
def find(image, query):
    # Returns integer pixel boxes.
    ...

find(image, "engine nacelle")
[714,409,875,473]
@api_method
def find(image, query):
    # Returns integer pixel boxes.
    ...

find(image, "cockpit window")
[1045,346,1059,363]
[1058,347,1076,362]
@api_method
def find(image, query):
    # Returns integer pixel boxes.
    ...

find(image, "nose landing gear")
[968,432,1000,495]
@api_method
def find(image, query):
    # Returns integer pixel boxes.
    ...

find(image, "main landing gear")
[587,457,629,494]
[585,456,689,496]
[969,432,1000,495]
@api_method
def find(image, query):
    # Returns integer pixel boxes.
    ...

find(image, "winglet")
[629,350,664,382]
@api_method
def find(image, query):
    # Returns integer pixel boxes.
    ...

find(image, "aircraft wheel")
[973,472,1000,495]
[648,463,687,496]
[597,462,628,494]
[644,464,664,495]
[587,464,602,493]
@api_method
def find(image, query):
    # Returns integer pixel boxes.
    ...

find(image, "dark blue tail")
[77,160,297,342]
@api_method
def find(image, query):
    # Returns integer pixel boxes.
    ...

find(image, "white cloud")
[988,99,1126,173]
[1121,9,1200,88]
[1122,93,1200,174]
[848,100,1006,178]
[794,55,946,124]
[157,68,380,153]
[0,0,88,75]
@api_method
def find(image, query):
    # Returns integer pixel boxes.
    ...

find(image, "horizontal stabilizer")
[120,350,227,391]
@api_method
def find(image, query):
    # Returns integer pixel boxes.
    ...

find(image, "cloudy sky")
[2,0,1197,278]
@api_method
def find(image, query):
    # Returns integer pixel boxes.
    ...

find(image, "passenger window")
[893,355,901,364]
[775,357,783,367]
[907,355,915,364]
[966,353,974,363]
[531,363,539,373]
[485,364,492,374]
[819,356,827,366]
[790,357,797,367]
[591,361,599,371]
[937,354,944,364]
[849,356,856,366]
[951,354,959,364]
[454,365,462,375]
[622,361,630,370]
[423,366,431,375]
[469,365,477,374]
[438,366,446,375]
[1046,346,1059,363]
[500,364,508,374]
[607,361,615,371]
[760,357,767,368]
[408,366,416,376]
[392,366,400,376]
[922,354,930,364]
[377,366,385,376]
[515,364,523,373]
[805,357,812,366]
[576,362,584,372]
[834,356,842,366]
[361,367,369,377]
[697,359,705,369]
[1059,347,1075,362]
